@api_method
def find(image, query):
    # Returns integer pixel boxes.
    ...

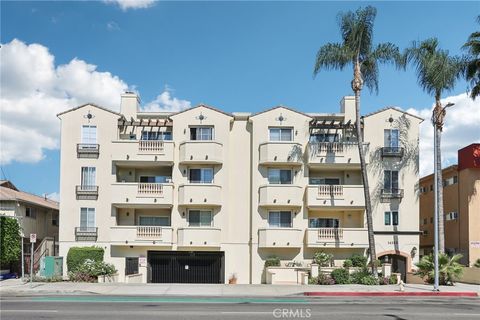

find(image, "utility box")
[40,256,63,278]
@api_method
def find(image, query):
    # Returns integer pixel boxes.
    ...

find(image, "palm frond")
[361,57,379,94]
[313,43,352,76]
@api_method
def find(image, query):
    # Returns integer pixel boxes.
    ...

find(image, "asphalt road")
[1,295,479,320]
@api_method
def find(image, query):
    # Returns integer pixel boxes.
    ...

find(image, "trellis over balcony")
[307,142,369,168]
[110,226,173,246]
[111,140,174,164]
[258,142,303,166]
[75,185,99,200]
[306,228,368,248]
[306,185,365,209]
[111,183,174,207]
[77,143,99,158]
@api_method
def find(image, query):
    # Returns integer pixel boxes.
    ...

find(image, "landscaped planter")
[266,267,309,285]
[97,274,119,283]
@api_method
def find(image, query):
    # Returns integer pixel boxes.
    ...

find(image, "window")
[189,168,214,183]
[430,185,433,191]
[125,257,139,276]
[141,131,172,141]
[430,217,433,224]
[81,167,96,187]
[309,133,339,143]
[309,177,340,185]
[188,210,212,227]
[384,211,399,226]
[420,186,426,193]
[139,216,170,226]
[25,207,37,219]
[52,213,59,226]
[384,129,399,148]
[190,127,213,141]
[309,218,339,228]
[268,169,292,184]
[453,176,458,184]
[423,218,427,225]
[268,211,292,228]
[384,170,399,192]
[80,208,95,229]
[81,125,97,144]
[445,212,458,221]
[269,128,293,142]
[139,176,172,183]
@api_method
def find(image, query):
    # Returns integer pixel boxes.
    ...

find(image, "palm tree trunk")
[433,100,445,253]
[353,89,378,276]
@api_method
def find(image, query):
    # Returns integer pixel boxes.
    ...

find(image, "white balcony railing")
[317,227,343,239]
[317,185,343,197]
[137,183,164,195]
[138,140,164,153]
[306,228,368,248]
[136,226,163,239]
[110,226,173,245]
[306,185,365,208]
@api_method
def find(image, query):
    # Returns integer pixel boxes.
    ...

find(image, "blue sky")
[1,1,479,197]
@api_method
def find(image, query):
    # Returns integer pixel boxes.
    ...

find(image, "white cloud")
[406,93,480,177]
[46,192,60,202]
[143,89,191,112]
[0,39,190,165]
[103,0,156,11]
[106,21,120,31]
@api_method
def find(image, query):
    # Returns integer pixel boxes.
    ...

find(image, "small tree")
[0,216,22,269]
[313,251,333,268]
[415,253,464,285]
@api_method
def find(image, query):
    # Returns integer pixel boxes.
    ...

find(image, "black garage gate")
[148,251,224,283]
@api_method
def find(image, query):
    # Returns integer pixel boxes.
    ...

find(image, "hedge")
[67,246,104,272]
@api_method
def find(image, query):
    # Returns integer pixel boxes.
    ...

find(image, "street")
[1,295,479,320]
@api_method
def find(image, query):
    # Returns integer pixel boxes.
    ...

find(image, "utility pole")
[431,102,454,291]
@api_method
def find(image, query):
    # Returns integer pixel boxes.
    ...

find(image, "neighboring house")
[0,180,59,273]
[58,92,422,284]
[419,144,480,266]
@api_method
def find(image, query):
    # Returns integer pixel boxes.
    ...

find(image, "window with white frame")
[269,128,293,142]
[81,167,96,188]
[309,218,339,228]
[25,207,37,219]
[384,170,399,192]
[52,212,59,226]
[81,125,97,144]
[384,129,399,148]
[445,212,458,221]
[188,210,212,227]
[189,168,214,183]
[268,169,292,184]
[268,211,292,228]
[141,131,172,141]
[138,216,170,226]
[384,211,399,226]
[80,208,95,230]
[190,127,213,141]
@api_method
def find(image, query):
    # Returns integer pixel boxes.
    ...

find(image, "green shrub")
[342,259,353,268]
[31,275,63,282]
[66,246,104,272]
[359,275,378,285]
[415,253,463,285]
[68,259,117,282]
[474,258,480,268]
[308,276,318,285]
[350,268,371,284]
[378,277,389,285]
[265,256,281,268]
[0,217,21,266]
[313,251,333,267]
[317,273,335,285]
[369,259,382,268]
[331,268,350,284]
[350,254,368,268]
[389,274,398,284]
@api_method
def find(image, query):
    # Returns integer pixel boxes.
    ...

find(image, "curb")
[304,291,479,297]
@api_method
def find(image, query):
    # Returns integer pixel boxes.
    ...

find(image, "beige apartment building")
[58,93,422,283]
[419,144,480,266]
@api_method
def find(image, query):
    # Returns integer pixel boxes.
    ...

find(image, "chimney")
[340,96,355,123]
[120,91,140,119]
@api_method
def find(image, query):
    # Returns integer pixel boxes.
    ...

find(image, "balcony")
[258,185,303,208]
[381,147,404,158]
[77,144,99,158]
[111,183,174,207]
[177,227,221,247]
[111,140,174,164]
[258,228,302,248]
[381,188,404,201]
[76,185,99,200]
[179,141,223,164]
[110,226,173,246]
[306,228,368,248]
[259,142,303,166]
[307,142,369,168]
[306,185,365,209]
[178,184,222,207]
[75,227,98,242]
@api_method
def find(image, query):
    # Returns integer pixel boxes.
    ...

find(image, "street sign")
[30,233,37,243]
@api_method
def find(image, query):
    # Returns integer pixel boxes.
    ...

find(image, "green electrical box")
[40,256,63,278]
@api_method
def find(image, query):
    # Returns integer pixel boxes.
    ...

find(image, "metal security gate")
[148,251,224,283]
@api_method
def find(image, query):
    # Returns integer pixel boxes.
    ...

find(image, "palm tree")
[313,6,401,275]
[415,253,464,285]
[404,39,465,253]
[463,16,480,100]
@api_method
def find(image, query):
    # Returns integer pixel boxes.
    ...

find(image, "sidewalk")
[1,279,479,297]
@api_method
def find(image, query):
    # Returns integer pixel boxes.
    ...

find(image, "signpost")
[30,234,36,286]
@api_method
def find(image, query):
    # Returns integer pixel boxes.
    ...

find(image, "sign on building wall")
[139,256,147,267]
[470,241,480,249]
[30,233,37,243]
